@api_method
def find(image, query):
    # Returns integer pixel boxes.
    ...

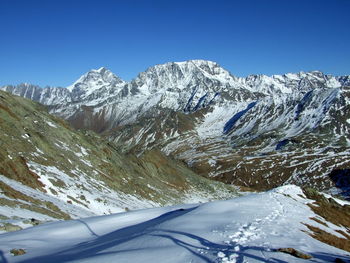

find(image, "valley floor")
[0,185,349,263]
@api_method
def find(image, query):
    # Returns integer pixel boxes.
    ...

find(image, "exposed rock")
[10,248,26,256]
[276,247,312,259]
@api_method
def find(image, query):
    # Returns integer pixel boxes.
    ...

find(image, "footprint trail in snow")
[216,191,287,263]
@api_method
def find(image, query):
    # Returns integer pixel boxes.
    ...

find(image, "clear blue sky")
[0,0,349,87]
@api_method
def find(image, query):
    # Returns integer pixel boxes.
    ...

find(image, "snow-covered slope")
[0,83,71,105]
[67,67,125,101]
[0,185,349,262]
[1,60,350,195]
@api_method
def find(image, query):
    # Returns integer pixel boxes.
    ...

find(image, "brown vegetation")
[303,224,350,253]
[303,188,350,227]
[0,157,45,191]
[0,103,20,120]
[276,247,312,259]
[303,188,350,253]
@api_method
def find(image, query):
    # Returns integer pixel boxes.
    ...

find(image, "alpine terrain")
[0,90,237,232]
[2,60,350,196]
[0,185,350,262]
[1,60,350,263]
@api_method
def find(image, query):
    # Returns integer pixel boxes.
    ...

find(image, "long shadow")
[234,246,287,263]
[150,229,349,263]
[149,233,214,263]
[151,230,288,263]
[157,229,229,250]
[0,250,8,263]
[20,207,198,263]
[15,211,350,263]
[235,247,350,263]
[308,251,350,262]
[76,219,98,237]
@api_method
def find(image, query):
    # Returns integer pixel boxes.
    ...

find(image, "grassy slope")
[0,91,237,231]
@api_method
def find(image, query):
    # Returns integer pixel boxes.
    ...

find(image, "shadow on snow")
[4,207,349,263]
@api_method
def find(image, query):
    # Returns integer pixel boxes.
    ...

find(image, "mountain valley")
[2,60,349,197]
[0,60,350,262]
[0,89,237,231]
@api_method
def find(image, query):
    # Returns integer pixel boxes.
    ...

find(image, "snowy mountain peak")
[176,59,219,68]
[67,67,125,95]
[133,59,235,93]
[96,66,108,72]
[17,82,41,89]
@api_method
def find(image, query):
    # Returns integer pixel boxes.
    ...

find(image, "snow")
[320,192,350,206]
[0,206,55,225]
[4,62,347,152]
[0,174,95,220]
[26,162,158,216]
[66,67,125,96]
[285,73,300,80]
[208,159,217,167]
[46,121,57,128]
[74,146,89,157]
[0,185,348,263]
[21,134,30,139]
[325,77,341,88]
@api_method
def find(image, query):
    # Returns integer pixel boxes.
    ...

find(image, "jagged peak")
[67,67,125,93]
[153,59,221,70]
[18,82,41,88]
[2,83,42,89]
[83,67,123,82]
[136,59,231,82]
[178,59,219,66]
[96,66,108,72]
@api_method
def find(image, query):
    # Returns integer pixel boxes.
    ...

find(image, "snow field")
[0,185,348,262]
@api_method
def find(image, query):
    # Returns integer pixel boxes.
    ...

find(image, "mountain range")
[2,60,349,197]
[1,60,350,262]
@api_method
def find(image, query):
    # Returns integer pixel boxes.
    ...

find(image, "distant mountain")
[2,60,349,197]
[0,90,237,232]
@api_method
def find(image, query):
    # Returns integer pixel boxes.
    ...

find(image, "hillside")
[0,90,237,232]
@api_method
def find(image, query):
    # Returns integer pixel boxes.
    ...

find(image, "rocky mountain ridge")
[2,60,349,196]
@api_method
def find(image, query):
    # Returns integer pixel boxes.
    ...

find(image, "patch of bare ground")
[0,156,46,191]
[303,224,350,253]
[0,181,71,220]
[303,188,350,252]
[275,247,312,259]
[10,248,26,256]
[0,103,20,120]
[303,188,350,227]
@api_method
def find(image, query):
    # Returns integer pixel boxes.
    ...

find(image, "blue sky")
[0,0,349,87]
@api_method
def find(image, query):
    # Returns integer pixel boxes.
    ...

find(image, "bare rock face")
[2,60,350,196]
